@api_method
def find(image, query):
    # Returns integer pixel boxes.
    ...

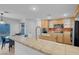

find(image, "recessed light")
[64,13,68,17]
[32,7,36,11]
[30,5,38,11]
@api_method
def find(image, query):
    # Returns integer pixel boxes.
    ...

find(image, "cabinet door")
[64,32,72,45]
[41,20,48,28]
[56,33,64,43]
[50,33,57,42]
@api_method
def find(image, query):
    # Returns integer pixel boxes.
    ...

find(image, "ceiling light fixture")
[0,13,5,24]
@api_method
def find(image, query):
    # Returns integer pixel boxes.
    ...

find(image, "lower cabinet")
[63,32,72,45]
[56,33,64,43]
[40,32,72,45]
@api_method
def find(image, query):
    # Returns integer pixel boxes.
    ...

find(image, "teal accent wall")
[0,24,10,42]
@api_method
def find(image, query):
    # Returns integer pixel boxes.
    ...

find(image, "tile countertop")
[10,36,79,55]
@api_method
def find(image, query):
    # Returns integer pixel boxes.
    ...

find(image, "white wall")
[25,19,37,39]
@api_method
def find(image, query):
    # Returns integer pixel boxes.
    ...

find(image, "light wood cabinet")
[40,20,72,45]
[41,20,48,28]
[63,32,72,45]
[50,33,57,41]
[40,32,72,45]
[56,33,64,43]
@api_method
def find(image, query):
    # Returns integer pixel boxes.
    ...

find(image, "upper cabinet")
[41,20,48,28]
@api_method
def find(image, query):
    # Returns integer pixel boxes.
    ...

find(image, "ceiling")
[0,4,77,20]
